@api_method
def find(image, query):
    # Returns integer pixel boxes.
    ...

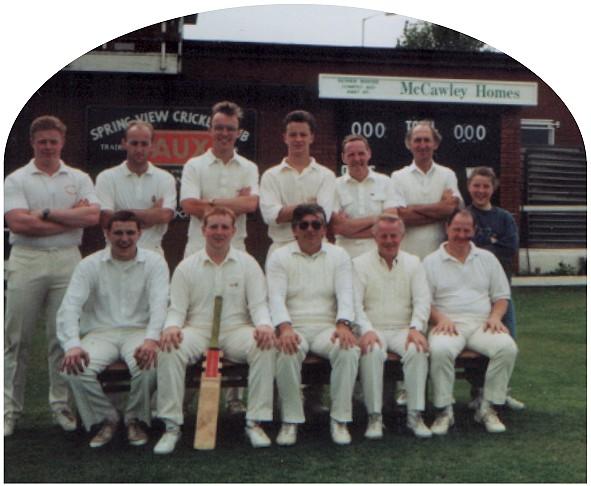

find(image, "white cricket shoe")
[245,422,272,448]
[89,421,117,448]
[364,414,383,440]
[430,406,454,436]
[475,402,506,433]
[330,419,351,445]
[154,430,181,454]
[276,423,297,446]
[407,412,432,438]
[505,395,526,411]
[53,409,78,432]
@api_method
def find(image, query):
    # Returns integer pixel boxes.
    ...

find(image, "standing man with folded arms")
[95,120,177,254]
[154,207,276,454]
[260,110,336,258]
[391,120,463,260]
[57,211,169,448]
[267,204,360,446]
[180,101,259,257]
[332,134,400,258]
[4,115,100,436]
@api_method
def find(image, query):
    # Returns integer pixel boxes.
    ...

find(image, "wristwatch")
[41,208,50,220]
[337,319,353,330]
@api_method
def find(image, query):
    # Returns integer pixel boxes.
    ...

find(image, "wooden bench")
[97,350,488,393]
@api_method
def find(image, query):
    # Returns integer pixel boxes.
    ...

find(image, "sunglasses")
[297,221,323,231]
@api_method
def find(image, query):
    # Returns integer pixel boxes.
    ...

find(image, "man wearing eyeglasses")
[266,204,360,446]
[56,211,169,448]
[95,121,177,254]
[180,101,259,257]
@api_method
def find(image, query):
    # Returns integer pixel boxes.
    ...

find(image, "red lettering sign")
[151,130,212,165]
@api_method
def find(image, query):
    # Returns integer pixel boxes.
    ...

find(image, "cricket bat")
[194,295,223,450]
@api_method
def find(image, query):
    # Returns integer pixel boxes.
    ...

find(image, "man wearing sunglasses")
[56,211,169,448]
[266,204,360,446]
[95,121,176,254]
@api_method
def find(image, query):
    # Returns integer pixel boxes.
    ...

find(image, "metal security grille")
[522,147,587,248]
[524,147,586,204]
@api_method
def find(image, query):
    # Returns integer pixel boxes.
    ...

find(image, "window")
[521,119,560,146]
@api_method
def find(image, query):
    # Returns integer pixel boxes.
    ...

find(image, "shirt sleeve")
[445,169,464,207]
[488,255,511,302]
[265,251,292,327]
[4,174,28,213]
[243,256,272,326]
[165,263,191,329]
[383,176,405,209]
[316,171,336,222]
[352,261,374,335]
[95,171,115,211]
[390,172,408,208]
[180,160,201,202]
[77,171,100,206]
[333,249,355,322]
[160,172,178,211]
[145,255,171,340]
[408,260,431,332]
[56,262,92,351]
[245,162,260,196]
[259,170,283,226]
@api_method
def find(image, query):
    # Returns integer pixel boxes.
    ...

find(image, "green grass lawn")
[4,287,586,483]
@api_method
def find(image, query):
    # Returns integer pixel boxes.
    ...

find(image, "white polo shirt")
[180,148,259,251]
[56,248,170,351]
[391,161,463,259]
[266,241,354,328]
[4,160,99,249]
[260,158,336,245]
[353,249,430,334]
[334,169,402,258]
[95,161,177,250]
[166,248,271,332]
[423,242,510,322]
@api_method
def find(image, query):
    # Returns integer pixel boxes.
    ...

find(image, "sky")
[0,0,589,158]
[184,6,411,47]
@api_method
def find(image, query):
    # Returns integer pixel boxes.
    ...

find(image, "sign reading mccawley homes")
[319,74,538,106]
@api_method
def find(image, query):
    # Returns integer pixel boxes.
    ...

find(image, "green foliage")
[397,20,485,51]
[546,261,579,276]
[4,288,586,483]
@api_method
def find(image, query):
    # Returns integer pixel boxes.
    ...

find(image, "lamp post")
[361,12,397,47]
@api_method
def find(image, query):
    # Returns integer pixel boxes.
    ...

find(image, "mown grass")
[4,287,586,483]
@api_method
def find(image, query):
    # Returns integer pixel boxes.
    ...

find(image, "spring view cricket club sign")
[86,105,257,177]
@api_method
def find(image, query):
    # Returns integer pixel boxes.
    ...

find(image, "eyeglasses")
[212,125,238,133]
[297,221,323,231]
[111,230,138,236]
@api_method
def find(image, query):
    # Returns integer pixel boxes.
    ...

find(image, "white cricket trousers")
[275,325,360,424]
[156,325,276,426]
[359,328,429,414]
[428,317,518,408]
[4,246,80,419]
[63,328,155,430]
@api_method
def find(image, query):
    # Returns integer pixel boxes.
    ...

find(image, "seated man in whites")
[266,203,363,446]
[423,209,518,435]
[57,211,169,448]
[154,207,276,454]
[354,214,432,439]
